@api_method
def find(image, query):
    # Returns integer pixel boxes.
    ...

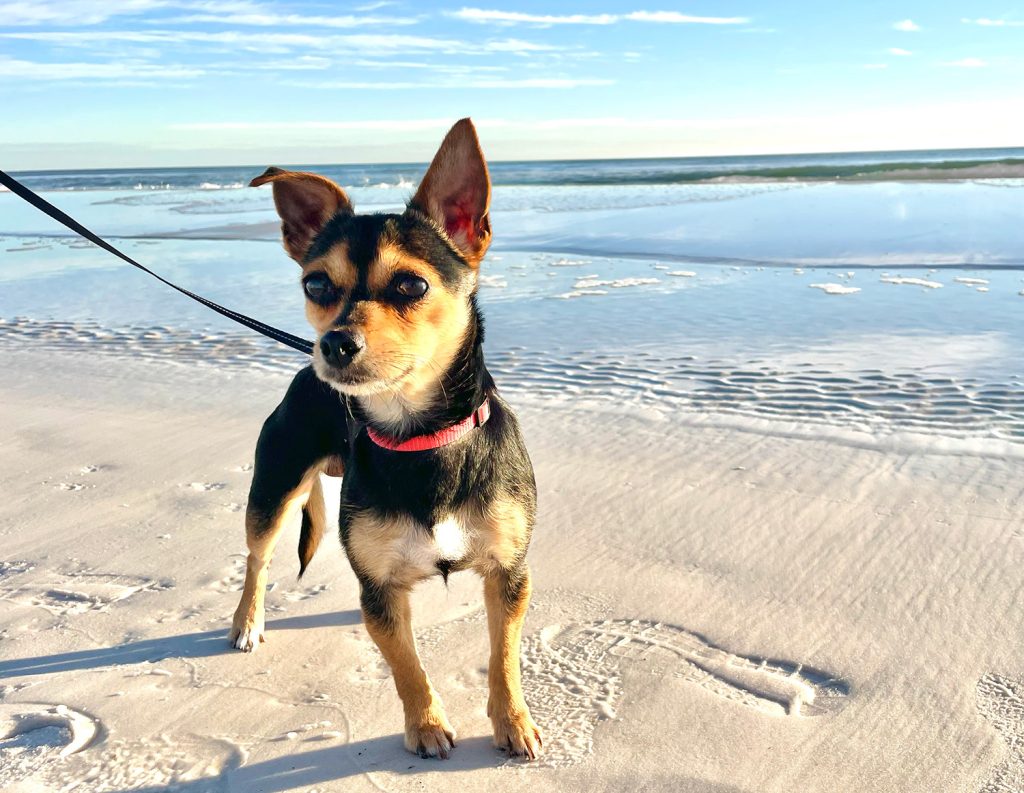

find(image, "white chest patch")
[382,515,469,581]
[432,516,468,561]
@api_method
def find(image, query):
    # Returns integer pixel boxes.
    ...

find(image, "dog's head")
[252,119,491,401]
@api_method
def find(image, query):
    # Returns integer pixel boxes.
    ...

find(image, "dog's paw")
[228,619,265,652]
[491,708,543,760]
[404,708,456,759]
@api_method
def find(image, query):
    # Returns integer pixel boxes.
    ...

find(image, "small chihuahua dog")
[228,119,542,760]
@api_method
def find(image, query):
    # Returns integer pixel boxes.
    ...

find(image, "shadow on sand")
[0,610,362,679]
[97,735,512,793]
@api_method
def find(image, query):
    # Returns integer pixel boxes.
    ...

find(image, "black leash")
[0,169,314,356]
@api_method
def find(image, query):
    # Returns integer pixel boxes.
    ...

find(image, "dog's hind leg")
[360,580,456,758]
[228,368,348,653]
[230,463,323,652]
[484,565,542,759]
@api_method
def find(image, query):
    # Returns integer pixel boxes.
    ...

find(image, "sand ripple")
[2,316,1021,448]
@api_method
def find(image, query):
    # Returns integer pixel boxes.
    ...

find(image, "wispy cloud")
[945,57,986,68]
[0,0,282,26]
[624,11,749,24]
[961,17,1024,27]
[0,0,168,25]
[164,12,419,27]
[892,19,920,32]
[171,118,457,131]
[0,0,415,27]
[286,77,614,90]
[888,47,912,56]
[450,9,617,25]
[0,29,567,56]
[448,7,750,26]
[0,55,202,79]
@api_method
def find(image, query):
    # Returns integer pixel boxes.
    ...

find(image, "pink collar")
[365,398,492,452]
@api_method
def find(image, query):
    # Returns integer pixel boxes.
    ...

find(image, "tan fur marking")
[303,243,355,335]
[230,462,325,648]
[298,474,327,573]
[362,589,456,756]
[347,511,439,589]
[484,567,542,758]
[470,497,530,575]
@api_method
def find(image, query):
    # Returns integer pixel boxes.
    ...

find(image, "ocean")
[2,148,1023,451]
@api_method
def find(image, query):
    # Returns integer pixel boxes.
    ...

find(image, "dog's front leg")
[484,565,542,759]
[361,579,456,758]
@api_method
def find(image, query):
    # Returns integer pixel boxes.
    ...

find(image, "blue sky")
[1,0,1022,168]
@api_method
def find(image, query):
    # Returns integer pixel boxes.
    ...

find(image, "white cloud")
[450,9,617,25]
[0,0,276,26]
[623,11,750,24]
[945,58,986,68]
[165,12,419,27]
[0,0,413,27]
[0,0,168,25]
[0,30,472,53]
[888,47,912,56]
[287,77,614,90]
[171,119,457,131]
[0,55,202,79]
[893,19,920,31]
[483,38,561,52]
[962,17,1024,27]
[0,29,566,56]
[449,7,749,25]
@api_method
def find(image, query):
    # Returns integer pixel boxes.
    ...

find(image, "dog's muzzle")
[319,329,364,369]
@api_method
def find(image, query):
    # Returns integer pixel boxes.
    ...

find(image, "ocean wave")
[198,182,245,190]
[8,148,1024,193]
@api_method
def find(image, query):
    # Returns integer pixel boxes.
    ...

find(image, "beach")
[2,154,1023,792]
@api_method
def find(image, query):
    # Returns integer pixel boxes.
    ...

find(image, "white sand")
[2,351,1023,792]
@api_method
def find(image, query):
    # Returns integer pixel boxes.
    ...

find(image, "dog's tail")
[298,474,327,578]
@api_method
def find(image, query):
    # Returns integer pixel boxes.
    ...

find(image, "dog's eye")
[394,275,429,299]
[303,274,335,303]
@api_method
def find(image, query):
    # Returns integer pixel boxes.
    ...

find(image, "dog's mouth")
[312,356,414,396]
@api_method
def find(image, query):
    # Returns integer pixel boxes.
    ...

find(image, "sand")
[1,347,1022,792]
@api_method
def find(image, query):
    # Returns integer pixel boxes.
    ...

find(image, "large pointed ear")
[250,167,352,263]
[409,118,492,267]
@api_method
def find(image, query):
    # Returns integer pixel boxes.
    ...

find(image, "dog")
[228,119,542,760]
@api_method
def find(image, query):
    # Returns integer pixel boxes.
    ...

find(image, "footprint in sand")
[5,572,167,616]
[0,703,99,789]
[186,482,227,492]
[55,482,88,491]
[522,619,849,768]
[0,561,33,580]
[976,673,1024,792]
[281,583,330,603]
[212,555,247,594]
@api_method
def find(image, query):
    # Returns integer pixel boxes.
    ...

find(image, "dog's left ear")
[410,118,492,268]
[250,167,353,263]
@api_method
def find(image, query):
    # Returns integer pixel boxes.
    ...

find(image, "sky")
[1,0,1023,169]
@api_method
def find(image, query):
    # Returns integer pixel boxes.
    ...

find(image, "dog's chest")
[399,516,469,573]
[346,510,476,585]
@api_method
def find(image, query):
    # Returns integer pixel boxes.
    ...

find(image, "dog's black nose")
[319,329,363,367]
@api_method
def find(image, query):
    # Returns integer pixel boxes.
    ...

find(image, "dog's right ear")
[250,167,353,263]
